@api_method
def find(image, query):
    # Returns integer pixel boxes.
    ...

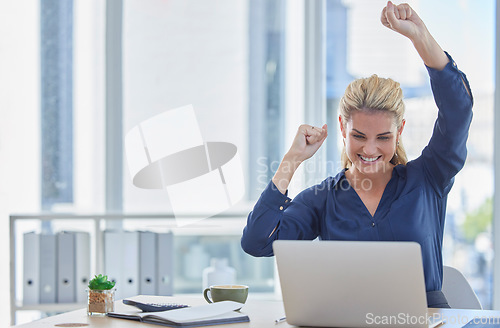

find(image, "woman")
[241,1,473,309]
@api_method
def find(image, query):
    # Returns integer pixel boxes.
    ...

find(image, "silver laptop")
[273,240,433,328]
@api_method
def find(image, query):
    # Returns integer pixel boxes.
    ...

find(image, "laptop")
[273,240,438,328]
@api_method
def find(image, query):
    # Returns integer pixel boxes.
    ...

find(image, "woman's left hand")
[381,1,426,42]
[381,1,449,70]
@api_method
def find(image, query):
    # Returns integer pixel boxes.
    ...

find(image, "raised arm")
[383,1,473,195]
[272,124,328,194]
[241,124,328,256]
[381,1,448,70]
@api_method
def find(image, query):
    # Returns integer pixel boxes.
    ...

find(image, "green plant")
[462,197,493,243]
[88,274,116,290]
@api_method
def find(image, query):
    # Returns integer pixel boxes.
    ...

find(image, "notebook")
[273,240,439,328]
[108,300,249,327]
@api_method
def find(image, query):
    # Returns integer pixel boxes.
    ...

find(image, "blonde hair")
[339,74,407,168]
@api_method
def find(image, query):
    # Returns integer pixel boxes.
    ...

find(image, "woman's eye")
[378,136,390,140]
[353,135,365,139]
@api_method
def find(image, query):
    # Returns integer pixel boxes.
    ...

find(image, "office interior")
[1,0,497,326]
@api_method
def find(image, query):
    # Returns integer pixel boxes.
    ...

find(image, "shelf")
[9,211,267,326]
[14,302,86,312]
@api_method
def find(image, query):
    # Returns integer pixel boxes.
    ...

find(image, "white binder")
[121,231,140,298]
[39,233,57,303]
[23,232,40,305]
[105,231,139,300]
[139,231,157,295]
[157,232,174,296]
[74,231,91,303]
[57,231,76,303]
[104,230,123,299]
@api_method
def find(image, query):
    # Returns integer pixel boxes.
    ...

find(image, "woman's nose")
[363,139,377,155]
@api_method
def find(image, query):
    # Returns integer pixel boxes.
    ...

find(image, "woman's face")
[340,109,404,177]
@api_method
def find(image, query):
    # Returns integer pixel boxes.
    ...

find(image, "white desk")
[11,295,290,328]
[10,295,500,328]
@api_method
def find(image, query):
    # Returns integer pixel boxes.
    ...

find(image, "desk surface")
[11,295,500,328]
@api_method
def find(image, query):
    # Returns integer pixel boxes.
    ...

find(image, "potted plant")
[87,274,116,316]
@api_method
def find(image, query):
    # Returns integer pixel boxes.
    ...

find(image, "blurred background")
[0,0,495,326]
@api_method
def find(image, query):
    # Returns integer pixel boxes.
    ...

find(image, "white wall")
[122,0,249,212]
[73,0,106,213]
[0,1,41,326]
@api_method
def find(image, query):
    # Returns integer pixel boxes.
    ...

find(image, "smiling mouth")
[359,155,381,163]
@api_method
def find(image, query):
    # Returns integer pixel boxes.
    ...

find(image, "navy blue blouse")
[241,53,473,292]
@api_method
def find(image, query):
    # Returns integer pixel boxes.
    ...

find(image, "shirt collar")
[330,168,348,189]
[330,164,405,189]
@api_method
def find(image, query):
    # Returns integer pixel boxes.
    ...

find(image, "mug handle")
[203,288,212,303]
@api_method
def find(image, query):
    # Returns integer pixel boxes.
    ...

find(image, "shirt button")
[372,222,375,227]
[285,199,289,203]
[279,206,284,211]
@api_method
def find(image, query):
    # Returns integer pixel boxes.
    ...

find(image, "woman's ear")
[398,119,406,137]
[339,115,346,138]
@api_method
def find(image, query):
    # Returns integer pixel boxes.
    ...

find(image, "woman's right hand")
[286,124,328,164]
[272,124,328,194]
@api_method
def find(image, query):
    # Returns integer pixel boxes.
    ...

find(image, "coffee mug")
[203,285,249,304]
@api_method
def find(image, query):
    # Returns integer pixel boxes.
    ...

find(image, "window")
[40,0,74,210]
[121,0,283,293]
